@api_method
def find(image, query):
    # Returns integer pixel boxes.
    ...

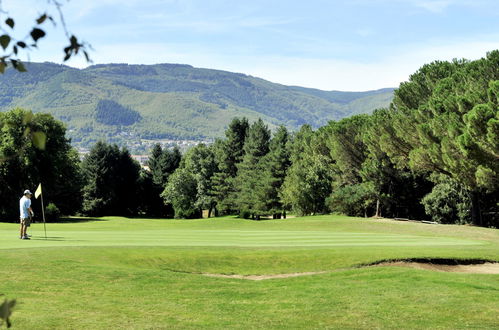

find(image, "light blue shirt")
[19,196,31,219]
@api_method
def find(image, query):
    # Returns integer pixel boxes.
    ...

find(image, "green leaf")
[32,131,47,150]
[16,61,27,72]
[5,18,14,29]
[36,14,48,24]
[0,35,11,50]
[30,28,46,42]
[10,59,18,70]
[17,41,27,48]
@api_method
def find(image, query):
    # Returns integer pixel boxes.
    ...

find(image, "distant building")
[131,155,149,166]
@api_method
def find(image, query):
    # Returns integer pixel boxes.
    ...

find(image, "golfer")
[19,189,34,240]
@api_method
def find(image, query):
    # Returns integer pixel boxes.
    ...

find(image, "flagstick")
[40,192,47,239]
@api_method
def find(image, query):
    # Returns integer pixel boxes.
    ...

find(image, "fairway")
[1,215,498,329]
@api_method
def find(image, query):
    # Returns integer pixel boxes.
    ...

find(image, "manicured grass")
[0,215,498,329]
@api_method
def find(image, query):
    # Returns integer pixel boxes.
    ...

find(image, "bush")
[44,203,61,222]
[421,179,471,224]
[327,183,377,217]
[239,210,252,219]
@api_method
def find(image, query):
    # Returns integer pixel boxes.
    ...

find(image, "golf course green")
[1,215,498,329]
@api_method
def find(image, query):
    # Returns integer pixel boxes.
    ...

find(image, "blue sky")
[4,0,499,90]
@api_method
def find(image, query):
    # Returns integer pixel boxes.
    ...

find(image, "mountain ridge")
[0,62,394,152]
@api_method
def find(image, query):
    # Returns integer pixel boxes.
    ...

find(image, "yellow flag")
[35,183,42,199]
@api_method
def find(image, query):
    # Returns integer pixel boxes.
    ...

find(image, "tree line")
[0,51,497,226]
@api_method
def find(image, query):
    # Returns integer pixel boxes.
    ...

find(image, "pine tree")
[81,142,141,216]
[144,144,181,217]
[211,118,249,214]
[148,144,181,187]
[255,126,290,218]
[360,108,431,219]
[381,51,499,225]
[234,119,271,218]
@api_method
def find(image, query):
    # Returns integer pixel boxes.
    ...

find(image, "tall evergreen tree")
[148,144,181,187]
[223,117,250,177]
[81,142,141,216]
[325,115,374,217]
[361,108,431,219]
[144,144,181,216]
[234,119,271,218]
[211,117,249,214]
[255,126,290,217]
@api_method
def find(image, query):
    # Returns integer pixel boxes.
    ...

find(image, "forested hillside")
[0,62,393,151]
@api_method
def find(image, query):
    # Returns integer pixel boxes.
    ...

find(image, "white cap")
[24,190,32,195]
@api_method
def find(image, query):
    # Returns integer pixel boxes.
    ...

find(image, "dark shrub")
[45,203,61,222]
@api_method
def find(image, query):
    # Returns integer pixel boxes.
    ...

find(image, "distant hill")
[0,62,394,152]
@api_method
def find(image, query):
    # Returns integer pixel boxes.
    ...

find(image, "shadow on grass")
[242,217,290,222]
[48,217,106,223]
[359,257,498,266]
[30,236,67,241]
[29,236,86,242]
[1,217,106,224]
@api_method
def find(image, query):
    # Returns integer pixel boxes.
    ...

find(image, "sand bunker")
[374,261,499,274]
[200,260,499,280]
[203,271,327,280]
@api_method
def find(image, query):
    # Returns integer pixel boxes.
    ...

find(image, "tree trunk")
[470,191,482,226]
[375,198,380,218]
[283,211,286,219]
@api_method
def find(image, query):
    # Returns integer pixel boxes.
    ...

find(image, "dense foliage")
[0,109,82,221]
[80,141,141,216]
[161,51,498,226]
[95,100,142,126]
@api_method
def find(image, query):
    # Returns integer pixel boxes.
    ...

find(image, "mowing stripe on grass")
[0,227,482,249]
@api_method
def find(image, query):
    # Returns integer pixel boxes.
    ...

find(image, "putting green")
[0,217,483,249]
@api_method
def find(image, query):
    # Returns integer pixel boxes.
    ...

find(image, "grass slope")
[0,63,394,150]
[0,215,497,329]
